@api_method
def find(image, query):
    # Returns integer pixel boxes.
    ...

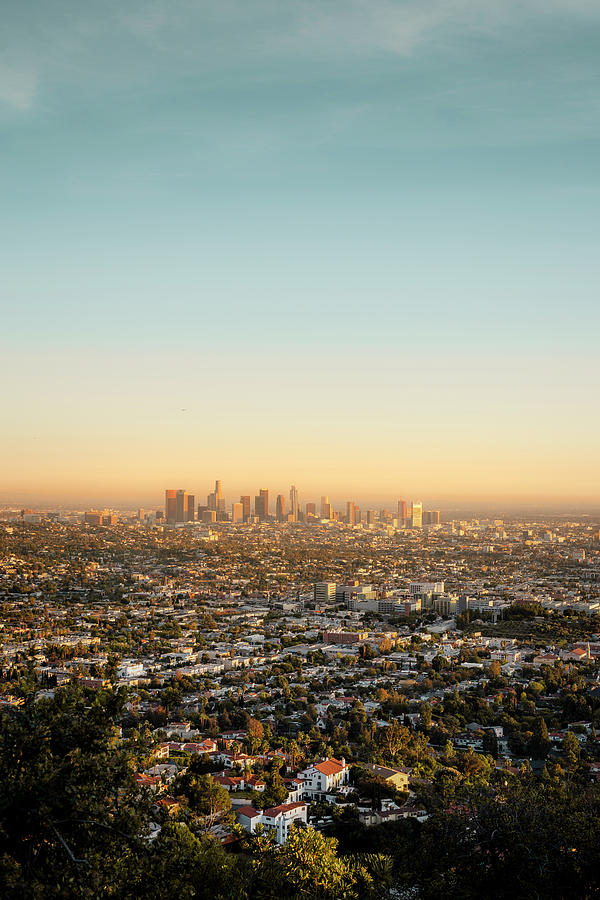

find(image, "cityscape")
[3,0,599,897]
[1,489,600,896]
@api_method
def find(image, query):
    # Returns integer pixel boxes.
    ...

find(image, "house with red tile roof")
[298,757,349,799]
[213,773,245,791]
[236,801,308,844]
[245,773,266,792]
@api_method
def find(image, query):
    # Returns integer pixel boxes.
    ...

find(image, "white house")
[298,758,350,799]
[236,802,308,844]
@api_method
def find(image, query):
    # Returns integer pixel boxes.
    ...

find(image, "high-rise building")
[367,509,376,525]
[397,499,408,522]
[231,502,244,523]
[186,494,195,522]
[175,490,188,523]
[164,489,190,524]
[289,485,299,522]
[207,480,225,515]
[411,500,423,528]
[306,502,316,518]
[321,495,329,518]
[240,496,251,522]
[165,489,177,524]
[276,494,286,522]
[314,582,337,604]
[346,501,356,526]
[257,488,269,520]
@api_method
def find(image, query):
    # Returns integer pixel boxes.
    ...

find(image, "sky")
[2,0,599,511]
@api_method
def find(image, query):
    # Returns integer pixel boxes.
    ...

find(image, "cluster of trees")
[0,684,393,899]
[4,683,600,898]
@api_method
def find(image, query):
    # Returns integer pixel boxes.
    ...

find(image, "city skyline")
[3,1,600,507]
[2,476,600,518]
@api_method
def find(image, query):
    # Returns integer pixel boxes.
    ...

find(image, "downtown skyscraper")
[289,485,299,522]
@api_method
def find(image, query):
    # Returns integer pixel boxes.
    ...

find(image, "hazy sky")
[2,1,599,509]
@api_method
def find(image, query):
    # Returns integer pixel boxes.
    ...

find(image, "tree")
[247,717,264,753]
[173,773,232,830]
[432,655,449,672]
[420,702,433,730]
[407,779,600,899]
[0,684,150,898]
[259,766,289,809]
[250,824,391,898]
[482,730,498,758]
[123,821,248,899]
[562,731,581,772]
[489,660,502,680]
[377,720,408,760]
[530,718,551,759]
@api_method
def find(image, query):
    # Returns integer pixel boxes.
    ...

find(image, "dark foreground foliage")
[2,686,600,899]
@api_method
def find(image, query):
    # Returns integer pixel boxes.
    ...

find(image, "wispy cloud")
[1,0,599,115]
[288,0,600,57]
[0,63,37,111]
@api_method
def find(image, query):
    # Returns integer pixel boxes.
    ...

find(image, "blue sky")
[2,1,599,505]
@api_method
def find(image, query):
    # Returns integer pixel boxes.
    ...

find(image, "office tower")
[175,490,188,523]
[207,479,225,514]
[354,507,361,525]
[429,509,440,525]
[320,495,329,518]
[314,582,337,604]
[276,494,286,522]
[254,494,263,518]
[346,501,356,526]
[240,495,251,522]
[289,485,299,522]
[367,509,376,525]
[186,494,195,522]
[231,502,244,523]
[411,500,423,528]
[137,508,144,521]
[258,488,269,520]
[306,502,316,517]
[201,509,217,523]
[165,490,177,524]
[216,482,226,515]
[398,499,408,522]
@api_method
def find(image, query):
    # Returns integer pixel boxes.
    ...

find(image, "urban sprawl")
[2,484,600,897]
